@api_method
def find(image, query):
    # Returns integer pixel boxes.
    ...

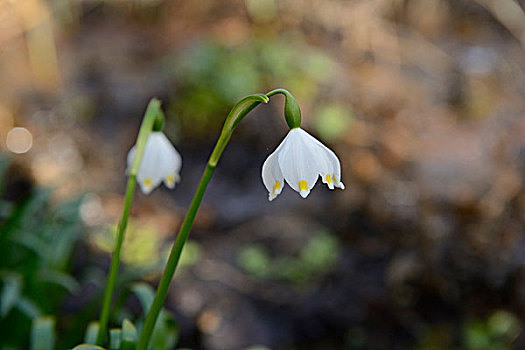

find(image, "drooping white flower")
[262,128,344,201]
[127,132,182,194]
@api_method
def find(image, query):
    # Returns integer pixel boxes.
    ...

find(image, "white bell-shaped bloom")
[127,132,182,194]
[262,128,344,201]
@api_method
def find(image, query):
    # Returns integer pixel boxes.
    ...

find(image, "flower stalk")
[96,98,165,346]
[136,93,269,349]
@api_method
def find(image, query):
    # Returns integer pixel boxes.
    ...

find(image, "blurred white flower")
[127,132,182,194]
[262,128,344,201]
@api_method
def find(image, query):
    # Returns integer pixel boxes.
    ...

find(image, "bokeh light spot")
[6,127,33,154]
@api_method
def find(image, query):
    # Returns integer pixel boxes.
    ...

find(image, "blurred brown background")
[1,0,525,349]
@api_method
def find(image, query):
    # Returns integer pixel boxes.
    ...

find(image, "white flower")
[127,132,182,194]
[262,128,345,201]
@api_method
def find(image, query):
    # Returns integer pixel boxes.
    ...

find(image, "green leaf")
[0,189,42,239]
[30,316,55,350]
[46,228,79,269]
[121,319,137,350]
[16,297,41,318]
[2,189,51,238]
[109,328,122,350]
[38,269,80,294]
[130,283,155,314]
[151,310,179,350]
[84,321,100,344]
[129,284,179,349]
[70,345,105,350]
[11,233,47,259]
[1,273,22,317]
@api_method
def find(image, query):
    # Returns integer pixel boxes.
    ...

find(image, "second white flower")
[127,132,182,194]
[262,128,344,201]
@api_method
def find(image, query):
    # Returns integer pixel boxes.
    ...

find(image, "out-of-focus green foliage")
[176,240,202,268]
[93,222,202,271]
[128,283,178,350]
[0,155,85,350]
[415,310,522,350]
[463,310,521,350]
[237,230,340,284]
[237,244,272,279]
[30,317,56,350]
[65,283,179,350]
[109,328,122,350]
[165,37,337,139]
[120,319,138,350]
[85,322,100,344]
[93,222,163,268]
[71,345,105,350]
[313,103,354,142]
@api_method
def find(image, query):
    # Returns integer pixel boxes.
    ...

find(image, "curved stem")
[136,93,268,350]
[209,93,269,166]
[265,88,301,129]
[96,98,165,346]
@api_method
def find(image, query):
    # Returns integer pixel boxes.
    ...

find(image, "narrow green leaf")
[30,316,55,350]
[130,283,155,314]
[1,189,50,239]
[84,321,100,344]
[16,297,41,318]
[1,274,22,317]
[130,284,179,349]
[38,269,80,294]
[152,311,179,350]
[109,328,122,350]
[121,319,137,350]
[70,345,105,350]
[11,233,47,259]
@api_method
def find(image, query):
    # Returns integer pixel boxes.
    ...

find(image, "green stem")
[265,88,301,129]
[96,98,165,346]
[96,174,136,345]
[136,93,268,350]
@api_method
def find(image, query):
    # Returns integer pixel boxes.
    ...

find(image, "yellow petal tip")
[298,180,309,198]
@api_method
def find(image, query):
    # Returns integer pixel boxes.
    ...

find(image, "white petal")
[278,129,320,199]
[137,133,166,194]
[163,172,181,189]
[126,132,182,194]
[262,146,285,201]
[137,144,164,193]
[157,133,183,173]
[298,129,345,190]
[160,147,181,189]
[155,133,182,189]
